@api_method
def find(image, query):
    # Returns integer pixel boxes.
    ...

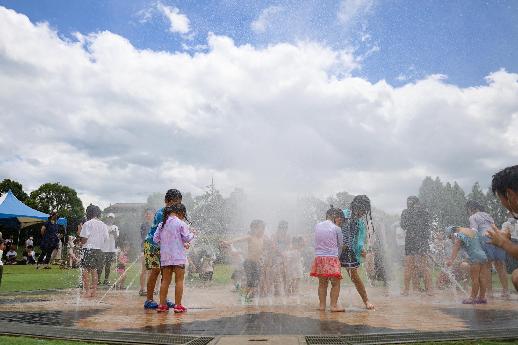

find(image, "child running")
[153,203,194,313]
[446,226,489,304]
[340,195,375,310]
[310,207,344,312]
[116,243,130,290]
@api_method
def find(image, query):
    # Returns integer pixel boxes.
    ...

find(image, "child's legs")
[512,268,518,292]
[403,256,415,292]
[0,265,3,287]
[493,260,509,293]
[174,266,186,305]
[140,256,147,291]
[81,268,90,292]
[416,255,433,293]
[479,262,490,299]
[159,267,173,305]
[146,268,160,301]
[329,277,341,308]
[348,268,369,304]
[90,269,99,294]
[469,263,481,299]
[318,277,329,309]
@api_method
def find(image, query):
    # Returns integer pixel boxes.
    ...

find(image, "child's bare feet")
[401,291,409,296]
[318,305,326,311]
[330,306,345,312]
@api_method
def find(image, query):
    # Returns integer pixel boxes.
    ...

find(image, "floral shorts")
[143,242,160,270]
[310,256,342,279]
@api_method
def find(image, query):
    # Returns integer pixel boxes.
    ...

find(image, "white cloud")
[1,6,518,213]
[337,0,374,26]
[251,5,283,33]
[157,2,190,35]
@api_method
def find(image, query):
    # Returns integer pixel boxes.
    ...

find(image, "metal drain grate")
[306,328,518,344]
[0,321,214,345]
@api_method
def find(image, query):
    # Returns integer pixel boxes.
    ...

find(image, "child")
[466,200,509,298]
[286,236,305,296]
[223,220,266,301]
[22,245,36,265]
[200,252,215,283]
[6,245,17,264]
[116,243,130,289]
[80,204,109,298]
[446,226,489,304]
[340,195,375,310]
[153,203,194,313]
[0,239,5,287]
[310,207,344,312]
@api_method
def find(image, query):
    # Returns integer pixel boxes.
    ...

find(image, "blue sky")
[1,0,517,87]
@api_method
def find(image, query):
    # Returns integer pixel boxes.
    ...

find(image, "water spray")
[97,254,141,304]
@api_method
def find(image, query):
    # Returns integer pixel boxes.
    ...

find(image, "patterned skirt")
[310,256,342,279]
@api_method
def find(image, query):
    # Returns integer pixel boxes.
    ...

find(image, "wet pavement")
[1,282,517,336]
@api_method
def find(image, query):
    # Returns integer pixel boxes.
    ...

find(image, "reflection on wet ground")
[1,283,517,336]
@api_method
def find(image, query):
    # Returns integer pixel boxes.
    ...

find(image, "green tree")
[486,190,509,226]
[467,182,487,206]
[146,192,163,210]
[27,183,84,225]
[418,176,445,229]
[0,178,29,202]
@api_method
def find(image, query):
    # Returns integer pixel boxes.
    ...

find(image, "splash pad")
[1,280,517,344]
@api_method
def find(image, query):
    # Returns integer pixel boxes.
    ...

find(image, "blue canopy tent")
[0,190,67,245]
[0,190,49,228]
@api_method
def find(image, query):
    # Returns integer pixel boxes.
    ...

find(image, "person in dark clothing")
[37,211,61,269]
[401,196,433,295]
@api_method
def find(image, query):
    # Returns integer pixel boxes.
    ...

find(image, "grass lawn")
[0,262,233,292]
[0,336,106,345]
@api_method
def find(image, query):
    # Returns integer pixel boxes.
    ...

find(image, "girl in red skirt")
[310,207,344,312]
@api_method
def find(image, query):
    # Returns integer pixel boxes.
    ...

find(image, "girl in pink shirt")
[153,204,194,313]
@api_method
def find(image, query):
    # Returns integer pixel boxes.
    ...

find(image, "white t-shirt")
[101,224,119,253]
[81,218,109,250]
[0,250,3,265]
[6,250,16,258]
[26,239,33,247]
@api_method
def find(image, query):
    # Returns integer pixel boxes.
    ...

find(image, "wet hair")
[326,205,343,220]
[250,219,265,235]
[351,195,375,234]
[492,165,518,196]
[165,189,182,203]
[466,200,485,213]
[162,203,188,225]
[86,204,102,220]
[351,195,371,217]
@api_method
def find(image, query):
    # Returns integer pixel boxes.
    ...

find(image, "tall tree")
[467,182,487,206]
[486,190,509,226]
[0,178,29,202]
[27,183,84,225]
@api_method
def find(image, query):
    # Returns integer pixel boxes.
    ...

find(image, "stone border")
[306,328,518,344]
[0,321,214,345]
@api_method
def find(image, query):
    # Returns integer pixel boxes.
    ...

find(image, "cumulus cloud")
[337,0,374,26]
[251,5,283,33]
[157,2,190,35]
[0,6,517,212]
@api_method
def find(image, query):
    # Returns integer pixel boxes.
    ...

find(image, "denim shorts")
[480,236,506,262]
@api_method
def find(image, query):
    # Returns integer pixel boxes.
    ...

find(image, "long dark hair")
[350,195,375,235]
[162,203,188,225]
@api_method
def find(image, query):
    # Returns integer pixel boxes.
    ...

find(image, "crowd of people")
[2,164,518,314]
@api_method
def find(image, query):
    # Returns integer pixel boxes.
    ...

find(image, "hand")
[487,225,507,248]
[184,243,190,250]
[361,249,367,258]
[446,260,453,267]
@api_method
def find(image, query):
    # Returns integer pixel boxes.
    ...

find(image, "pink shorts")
[310,256,342,279]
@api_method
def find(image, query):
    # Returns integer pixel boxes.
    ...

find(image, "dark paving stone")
[0,309,104,327]
[440,307,518,330]
[123,312,413,335]
[0,297,50,305]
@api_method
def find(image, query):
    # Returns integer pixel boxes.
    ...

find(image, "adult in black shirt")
[401,196,433,295]
[37,211,60,269]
